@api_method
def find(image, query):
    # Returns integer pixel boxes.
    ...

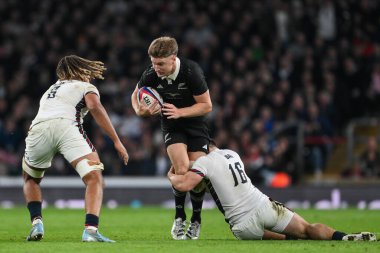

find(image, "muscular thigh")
[231,212,264,240]
[231,200,277,240]
[167,143,189,175]
[58,123,96,163]
[263,198,295,233]
[232,198,294,240]
[187,136,209,153]
[24,122,56,168]
[164,130,209,174]
[163,127,209,153]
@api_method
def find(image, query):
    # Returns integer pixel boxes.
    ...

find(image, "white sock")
[32,218,43,226]
[85,226,98,232]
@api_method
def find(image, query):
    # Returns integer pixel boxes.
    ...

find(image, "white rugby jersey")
[191,148,268,226]
[31,80,99,127]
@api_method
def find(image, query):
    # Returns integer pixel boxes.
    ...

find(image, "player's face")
[150,55,176,77]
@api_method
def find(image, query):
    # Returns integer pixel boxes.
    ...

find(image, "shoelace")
[174,221,185,234]
[188,223,199,235]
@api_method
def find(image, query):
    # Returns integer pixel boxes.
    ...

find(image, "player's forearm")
[178,102,212,118]
[131,89,141,115]
[168,174,192,192]
[90,105,121,143]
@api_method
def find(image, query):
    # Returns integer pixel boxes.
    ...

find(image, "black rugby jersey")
[137,57,209,130]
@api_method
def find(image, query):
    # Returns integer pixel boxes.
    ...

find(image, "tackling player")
[23,55,129,242]
[131,36,212,240]
[168,142,376,241]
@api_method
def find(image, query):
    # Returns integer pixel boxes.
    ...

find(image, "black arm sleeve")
[187,61,208,96]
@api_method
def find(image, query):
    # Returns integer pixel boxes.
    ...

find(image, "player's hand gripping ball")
[138,87,163,107]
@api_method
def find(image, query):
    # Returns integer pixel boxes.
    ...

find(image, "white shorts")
[24,118,96,170]
[231,198,294,240]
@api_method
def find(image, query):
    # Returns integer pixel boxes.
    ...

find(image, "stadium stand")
[0,0,380,186]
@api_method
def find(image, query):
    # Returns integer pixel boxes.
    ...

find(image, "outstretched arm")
[167,166,203,192]
[85,93,129,165]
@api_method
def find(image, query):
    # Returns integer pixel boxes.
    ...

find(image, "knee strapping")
[22,158,45,178]
[75,159,104,178]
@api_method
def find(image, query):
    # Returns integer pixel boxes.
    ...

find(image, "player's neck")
[170,62,176,76]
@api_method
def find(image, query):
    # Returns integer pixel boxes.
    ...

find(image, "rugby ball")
[138,87,163,107]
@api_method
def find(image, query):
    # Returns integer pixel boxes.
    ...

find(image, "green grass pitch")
[0,207,379,253]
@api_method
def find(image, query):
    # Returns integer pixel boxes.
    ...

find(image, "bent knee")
[23,171,42,184]
[306,223,322,233]
[22,159,45,179]
[83,170,104,187]
[75,159,104,178]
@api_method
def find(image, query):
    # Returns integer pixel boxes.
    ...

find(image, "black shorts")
[162,129,210,153]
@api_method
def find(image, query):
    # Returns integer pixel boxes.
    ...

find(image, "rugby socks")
[190,189,205,223]
[285,234,298,240]
[332,231,347,240]
[85,213,99,230]
[172,186,187,220]
[27,201,42,222]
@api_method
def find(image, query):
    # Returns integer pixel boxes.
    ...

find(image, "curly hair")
[56,55,106,81]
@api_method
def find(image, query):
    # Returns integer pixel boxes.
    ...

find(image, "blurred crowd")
[1,0,380,185]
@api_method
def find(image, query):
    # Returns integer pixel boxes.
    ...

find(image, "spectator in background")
[341,57,368,118]
[341,137,380,179]
[317,0,336,42]
[274,1,290,44]
[0,0,380,183]
[367,63,380,113]
[0,117,23,175]
[304,103,333,179]
[359,137,380,177]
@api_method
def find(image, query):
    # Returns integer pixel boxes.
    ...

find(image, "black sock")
[190,189,205,223]
[85,214,99,228]
[285,234,298,240]
[172,186,187,220]
[27,201,42,222]
[332,231,347,240]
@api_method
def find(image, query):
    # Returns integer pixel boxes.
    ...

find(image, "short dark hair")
[148,37,178,58]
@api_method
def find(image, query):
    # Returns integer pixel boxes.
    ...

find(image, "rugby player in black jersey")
[131,37,212,240]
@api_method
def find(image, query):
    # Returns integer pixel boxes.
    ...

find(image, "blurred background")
[0,0,380,196]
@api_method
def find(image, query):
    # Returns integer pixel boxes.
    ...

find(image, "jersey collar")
[161,57,180,81]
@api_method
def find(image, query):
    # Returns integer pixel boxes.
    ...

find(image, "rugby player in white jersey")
[168,142,376,241]
[23,55,129,242]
